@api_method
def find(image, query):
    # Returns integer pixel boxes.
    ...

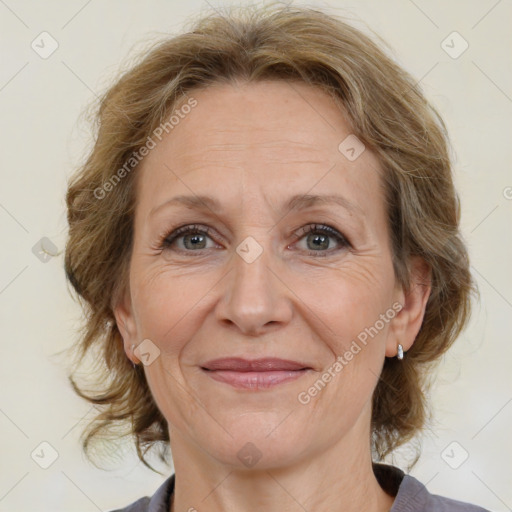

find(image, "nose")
[215,237,293,337]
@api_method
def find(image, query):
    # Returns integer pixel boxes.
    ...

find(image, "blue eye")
[160,223,350,256]
[293,224,350,256]
[162,224,215,251]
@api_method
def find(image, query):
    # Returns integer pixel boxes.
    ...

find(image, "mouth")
[200,357,313,390]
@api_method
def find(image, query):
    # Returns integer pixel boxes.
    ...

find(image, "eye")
[292,223,350,257]
[159,223,351,257]
[161,224,218,253]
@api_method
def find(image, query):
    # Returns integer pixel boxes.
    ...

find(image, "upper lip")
[201,357,311,372]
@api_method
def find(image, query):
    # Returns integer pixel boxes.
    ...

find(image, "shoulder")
[373,463,491,512]
[107,474,175,512]
[425,491,491,512]
[395,471,491,511]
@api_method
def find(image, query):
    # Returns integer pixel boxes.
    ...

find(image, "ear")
[385,256,432,357]
[113,286,140,365]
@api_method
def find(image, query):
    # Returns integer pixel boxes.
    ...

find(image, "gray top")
[110,463,490,512]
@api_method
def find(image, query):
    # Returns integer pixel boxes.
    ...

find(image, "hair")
[64,2,477,470]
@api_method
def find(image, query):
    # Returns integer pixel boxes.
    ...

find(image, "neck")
[168,411,395,512]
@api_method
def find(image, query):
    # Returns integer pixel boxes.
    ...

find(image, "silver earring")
[397,344,404,360]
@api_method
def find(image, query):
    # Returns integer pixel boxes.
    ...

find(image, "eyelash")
[159,223,351,257]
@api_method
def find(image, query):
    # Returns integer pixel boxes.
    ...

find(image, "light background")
[0,0,511,511]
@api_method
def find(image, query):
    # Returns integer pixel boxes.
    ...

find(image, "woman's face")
[116,80,425,470]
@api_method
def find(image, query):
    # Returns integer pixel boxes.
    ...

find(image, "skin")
[115,80,431,512]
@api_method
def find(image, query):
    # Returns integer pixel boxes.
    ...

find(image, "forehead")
[155,80,353,160]
[136,80,384,217]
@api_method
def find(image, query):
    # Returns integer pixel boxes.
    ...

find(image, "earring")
[397,344,404,360]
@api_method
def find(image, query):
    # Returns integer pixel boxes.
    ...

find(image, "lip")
[201,357,311,371]
[201,358,312,390]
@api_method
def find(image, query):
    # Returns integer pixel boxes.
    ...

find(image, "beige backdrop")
[0,0,511,511]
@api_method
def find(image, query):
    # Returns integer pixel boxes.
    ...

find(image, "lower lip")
[202,369,309,390]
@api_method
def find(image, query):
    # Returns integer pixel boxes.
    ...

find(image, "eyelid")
[291,223,350,244]
[162,224,218,247]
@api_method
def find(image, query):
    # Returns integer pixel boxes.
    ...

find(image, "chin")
[213,437,304,471]
[199,416,308,470]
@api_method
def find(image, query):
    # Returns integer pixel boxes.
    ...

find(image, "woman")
[64,4,488,511]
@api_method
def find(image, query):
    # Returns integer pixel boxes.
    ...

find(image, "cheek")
[296,268,395,432]
[132,261,213,327]
[293,260,395,347]
[130,265,212,430]
[320,266,396,398]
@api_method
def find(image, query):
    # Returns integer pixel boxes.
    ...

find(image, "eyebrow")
[149,193,364,218]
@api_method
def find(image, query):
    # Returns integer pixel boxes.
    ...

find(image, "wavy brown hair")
[64,2,477,470]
